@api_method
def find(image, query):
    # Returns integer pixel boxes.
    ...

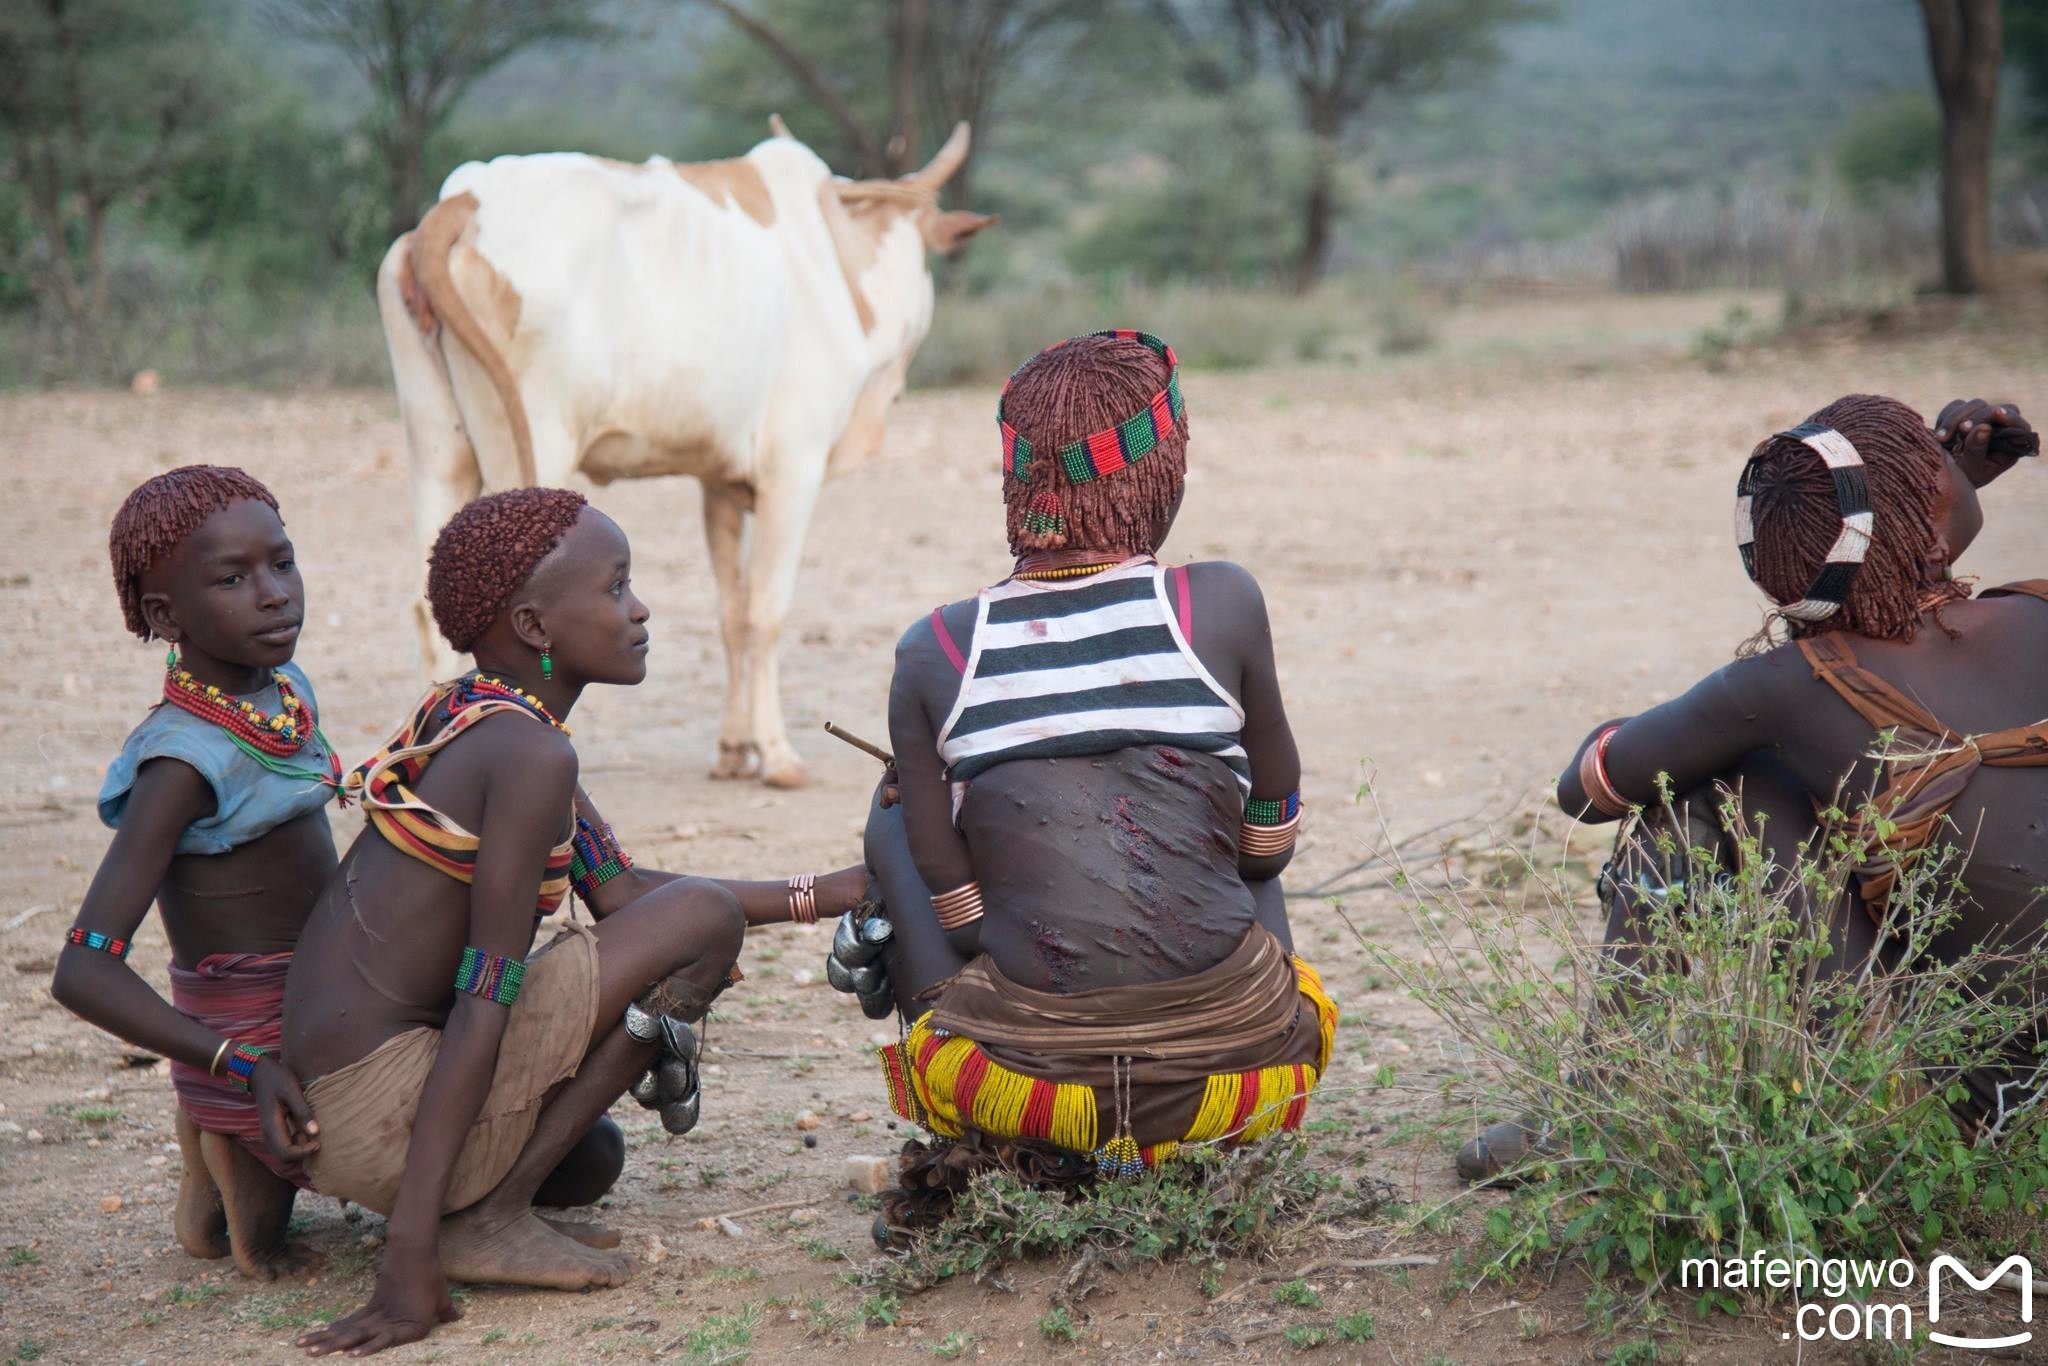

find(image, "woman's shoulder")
[1181,561,1268,613]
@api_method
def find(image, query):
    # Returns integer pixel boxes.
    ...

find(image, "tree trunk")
[1920,0,2002,294]
[887,0,926,176]
[1293,130,1338,292]
[386,116,427,245]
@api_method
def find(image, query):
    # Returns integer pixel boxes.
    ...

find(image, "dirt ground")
[3,288,2046,1364]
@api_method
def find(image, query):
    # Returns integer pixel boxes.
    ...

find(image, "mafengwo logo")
[1928,1255,2033,1351]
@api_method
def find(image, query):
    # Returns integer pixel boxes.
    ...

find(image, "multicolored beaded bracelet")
[568,816,633,902]
[1241,790,1304,858]
[223,1043,265,1091]
[66,927,133,959]
[1245,790,1302,828]
[1000,330,1184,484]
[454,946,527,1006]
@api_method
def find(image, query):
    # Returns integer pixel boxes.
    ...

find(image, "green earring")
[541,647,553,681]
[165,643,178,672]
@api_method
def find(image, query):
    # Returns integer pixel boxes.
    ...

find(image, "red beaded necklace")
[456,674,570,734]
[162,662,316,757]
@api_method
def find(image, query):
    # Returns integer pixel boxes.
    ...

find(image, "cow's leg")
[701,481,758,780]
[742,472,824,789]
[378,235,478,681]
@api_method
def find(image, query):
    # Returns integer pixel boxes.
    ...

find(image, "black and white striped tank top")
[934,558,1250,793]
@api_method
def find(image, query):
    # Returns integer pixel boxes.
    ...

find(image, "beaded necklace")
[453,673,570,734]
[1012,561,1119,582]
[160,657,342,791]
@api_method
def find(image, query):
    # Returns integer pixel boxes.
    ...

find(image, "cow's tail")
[404,192,537,486]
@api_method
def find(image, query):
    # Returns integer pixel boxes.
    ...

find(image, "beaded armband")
[455,947,527,1006]
[569,816,633,902]
[1240,790,1303,857]
[223,1043,265,1092]
[65,927,133,960]
[1578,725,1630,819]
[931,881,985,931]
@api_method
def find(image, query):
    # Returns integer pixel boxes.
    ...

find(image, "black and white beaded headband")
[1734,421,1873,623]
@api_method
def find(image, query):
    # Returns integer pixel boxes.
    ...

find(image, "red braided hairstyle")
[427,488,589,653]
[109,465,281,640]
[1741,393,1967,648]
[1001,334,1188,556]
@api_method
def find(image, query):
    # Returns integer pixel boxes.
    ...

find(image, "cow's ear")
[924,211,997,254]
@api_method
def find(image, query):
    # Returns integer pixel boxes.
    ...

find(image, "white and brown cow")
[377,120,992,786]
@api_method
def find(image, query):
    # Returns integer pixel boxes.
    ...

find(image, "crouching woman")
[286,489,862,1356]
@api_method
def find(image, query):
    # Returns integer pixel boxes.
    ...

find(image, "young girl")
[286,488,865,1358]
[1459,396,2045,1180]
[56,465,335,1278]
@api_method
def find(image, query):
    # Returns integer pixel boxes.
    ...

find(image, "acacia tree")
[263,0,613,244]
[0,0,221,370]
[1229,0,1544,289]
[1918,0,2003,293]
[695,0,1096,199]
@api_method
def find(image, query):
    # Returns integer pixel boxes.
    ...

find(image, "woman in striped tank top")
[846,332,1335,1229]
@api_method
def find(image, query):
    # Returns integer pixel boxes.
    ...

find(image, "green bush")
[1381,797,2048,1311]
[911,282,1363,387]
[868,1140,1382,1294]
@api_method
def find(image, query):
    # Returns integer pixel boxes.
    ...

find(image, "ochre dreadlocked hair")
[109,465,281,641]
[427,487,589,653]
[1742,393,1967,648]
[1001,334,1188,556]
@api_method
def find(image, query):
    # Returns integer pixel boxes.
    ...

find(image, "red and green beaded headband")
[999,330,1185,485]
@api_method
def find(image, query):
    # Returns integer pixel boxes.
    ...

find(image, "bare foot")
[235,1238,326,1282]
[201,1128,310,1281]
[438,1206,635,1289]
[173,1112,229,1261]
[535,1213,622,1249]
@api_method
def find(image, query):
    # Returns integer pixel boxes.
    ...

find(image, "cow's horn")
[904,121,970,191]
[769,113,793,139]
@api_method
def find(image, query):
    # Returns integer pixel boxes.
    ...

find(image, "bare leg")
[436,879,743,1288]
[199,1130,322,1280]
[173,1109,229,1261]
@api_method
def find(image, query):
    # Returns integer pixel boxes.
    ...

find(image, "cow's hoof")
[760,759,810,790]
[709,741,759,781]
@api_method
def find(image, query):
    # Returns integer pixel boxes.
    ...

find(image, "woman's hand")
[251,1055,320,1164]
[876,765,901,810]
[298,1247,460,1356]
[1934,399,2038,488]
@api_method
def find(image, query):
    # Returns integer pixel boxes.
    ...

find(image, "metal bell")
[858,915,895,947]
[848,964,884,995]
[831,910,866,963]
[659,1091,700,1135]
[629,1067,662,1107]
[653,1057,696,1106]
[825,953,857,992]
[657,1014,698,1064]
[623,1001,660,1043]
[857,984,896,1020]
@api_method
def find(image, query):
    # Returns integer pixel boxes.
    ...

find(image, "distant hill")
[257,0,1937,267]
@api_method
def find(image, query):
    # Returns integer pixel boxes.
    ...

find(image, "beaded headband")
[1735,421,1872,623]
[999,330,1184,485]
